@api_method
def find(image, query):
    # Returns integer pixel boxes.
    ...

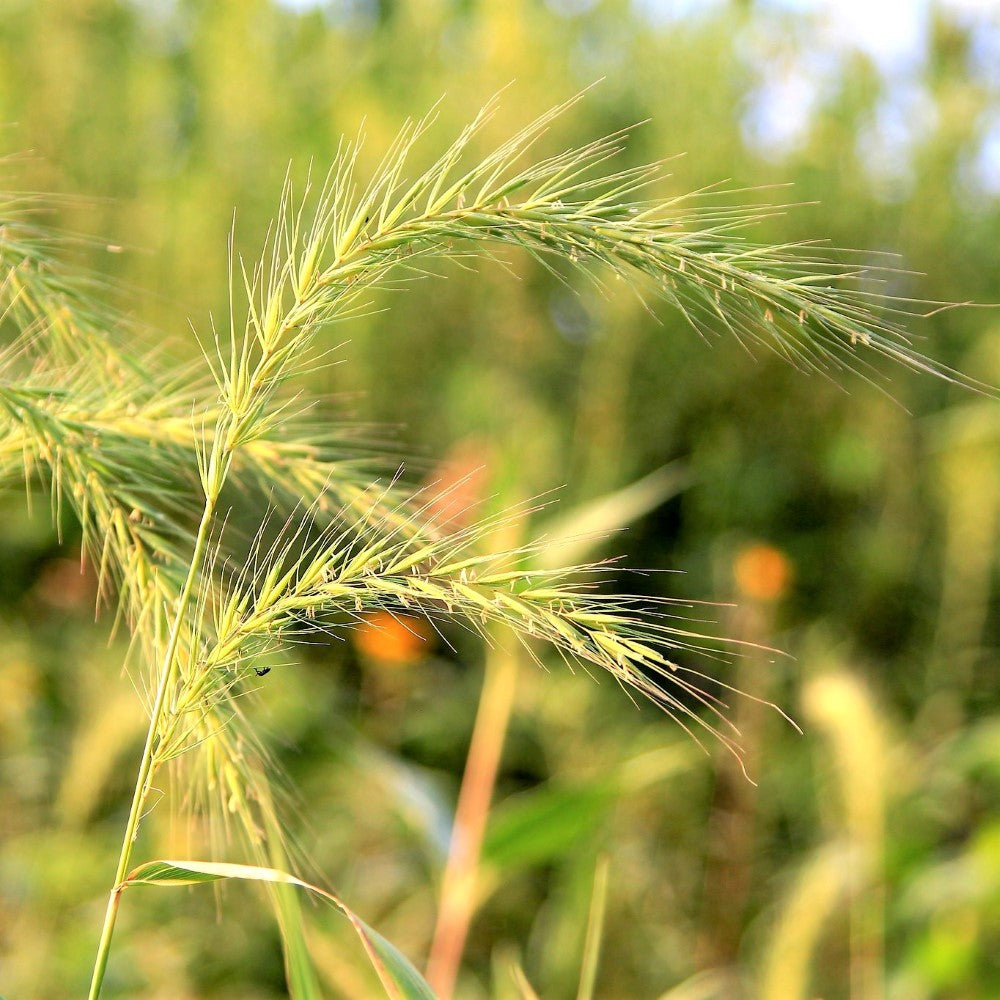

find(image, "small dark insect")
[255,667,271,677]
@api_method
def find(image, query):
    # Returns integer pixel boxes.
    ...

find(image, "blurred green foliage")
[1,1,999,997]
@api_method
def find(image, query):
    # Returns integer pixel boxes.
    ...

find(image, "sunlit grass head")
[0,90,992,999]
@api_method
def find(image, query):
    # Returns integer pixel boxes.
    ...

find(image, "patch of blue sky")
[963,111,1000,195]
[266,0,1000,194]
[637,0,1000,196]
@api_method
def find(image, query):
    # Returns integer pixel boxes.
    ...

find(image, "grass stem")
[425,637,520,1000]
[87,497,217,999]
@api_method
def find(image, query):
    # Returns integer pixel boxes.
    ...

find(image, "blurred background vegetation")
[1,0,999,997]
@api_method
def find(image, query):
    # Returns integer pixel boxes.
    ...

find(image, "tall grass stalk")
[0,92,985,996]
[425,634,521,999]
[87,504,214,1000]
[803,670,887,1000]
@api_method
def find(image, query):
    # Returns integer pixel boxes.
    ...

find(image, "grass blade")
[123,860,438,1000]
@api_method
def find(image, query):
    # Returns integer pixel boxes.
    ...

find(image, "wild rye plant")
[0,93,987,998]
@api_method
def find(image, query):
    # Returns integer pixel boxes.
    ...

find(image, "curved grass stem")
[87,496,217,1000]
[425,636,521,1000]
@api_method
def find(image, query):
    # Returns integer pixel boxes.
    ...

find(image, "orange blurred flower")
[733,543,793,601]
[423,437,492,532]
[353,611,435,666]
[33,554,98,611]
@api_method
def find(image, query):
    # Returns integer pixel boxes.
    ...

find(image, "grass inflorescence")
[0,93,986,997]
